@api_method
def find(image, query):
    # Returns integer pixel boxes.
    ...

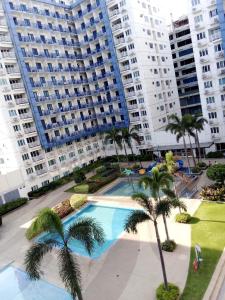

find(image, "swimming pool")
[0,266,72,300]
[39,204,133,259]
[103,180,149,196]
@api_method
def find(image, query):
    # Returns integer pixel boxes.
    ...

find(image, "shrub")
[70,194,87,209]
[206,151,224,158]
[175,213,191,223]
[74,184,89,194]
[197,161,207,169]
[191,166,201,174]
[131,163,141,170]
[95,166,106,174]
[156,283,180,300]
[207,164,225,184]
[73,168,86,184]
[0,198,28,216]
[52,199,73,219]
[161,240,176,252]
[200,184,225,202]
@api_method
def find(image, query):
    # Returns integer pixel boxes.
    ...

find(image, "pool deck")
[0,180,201,300]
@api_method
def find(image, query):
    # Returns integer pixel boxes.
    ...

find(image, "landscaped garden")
[181,201,225,300]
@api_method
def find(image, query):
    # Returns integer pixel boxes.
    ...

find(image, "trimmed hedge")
[206,164,225,184]
[156,283,180,300]
[70,194,87,209]
[206,151,224,158]
[0,198,28,216]
[74,184,89,194]
[200,184,225,202]
[175,213,191,223]
[161,240,176,252]
[28,174,73,198]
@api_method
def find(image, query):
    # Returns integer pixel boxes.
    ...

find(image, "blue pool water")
[39,204,133,259]
[0,266,72,300]
[103,180,149,196]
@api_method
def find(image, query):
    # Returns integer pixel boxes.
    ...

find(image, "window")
[202,65,210,72]
[141,110,147,116]
[199,49,208,56]
[26,167,33,175]
[219,77,225,85]
[48,159,56,166]
[206,96,215,104]
[214,44,223,52]
[204,81,212,88]
[192,0,200,6]
[22,153,29,160]
[9,110,17,117]
[209,9,218,17]
[208,112,217,119]
[210,127,219,133]
[194,15,203,23]
[217,60,225,69]
[197,32,206,40]
[131,57,137,64]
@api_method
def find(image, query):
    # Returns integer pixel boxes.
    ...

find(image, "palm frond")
[25,239,59,280]
[171,198,187,211]
[58,247,83,300]
[155,200,172,217]
[161,188,176,199]
[124,210,150,233]
[67,217,105,255]
[132,192,153,214]
[28,208,64,238]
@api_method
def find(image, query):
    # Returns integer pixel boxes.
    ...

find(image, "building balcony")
[28,141,41,148]
[130,116,140,122]
[126,91,136,98]
[19,112,33,120]
[24,127,36,134]
[10,82,24,90]
[216,51,224,59]
[127,103,138,110]
[192,5,201,13]
[0,35,11,43]
[211,133,221,141]
[112,23,122,31]
[36,168,48,176]
[49,165,58,172]
[197,39,208,47]
[1,51,16,59]
[200,57,210,64]
[15,98,28,105]
[121,65,130,72]
[202,72,212,80]
[123,78,133,85]
[210,16,219,26]
[209,119,219,126]
[209,33,221,42]
[204,88,214,95]
[195,22,204,30]
[109,9,120,18]
[206,104,216,110]
[32,154,45,162]
[218,69,225,76]
[115,38,125,46]
[6,67,20,74]
[118,51,128,59]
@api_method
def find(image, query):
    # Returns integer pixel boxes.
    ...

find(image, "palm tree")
[183,114,199,167]
[192,115,208,161]
[104,128,122,170]
[24,208,105,300]
[166,114,191,172]
[125,193,172,290]
[139,168,173,241]
[121,127,142,166]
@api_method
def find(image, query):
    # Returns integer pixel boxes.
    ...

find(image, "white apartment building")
[188,0,225,151]
[0,0,181,199]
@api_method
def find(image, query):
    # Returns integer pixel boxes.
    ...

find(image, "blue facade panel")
[2,0,129,149]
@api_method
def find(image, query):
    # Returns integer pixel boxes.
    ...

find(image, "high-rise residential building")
[0,0,180,199]
[188,0,225,151]
[169,15,202,116]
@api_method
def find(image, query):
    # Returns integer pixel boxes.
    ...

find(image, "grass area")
[181,202,225,300]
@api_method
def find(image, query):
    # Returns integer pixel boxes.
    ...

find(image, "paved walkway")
[0,179,201,300]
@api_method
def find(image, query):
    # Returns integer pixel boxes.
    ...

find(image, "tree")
[192,115,208,161]
[73,167,86,183]
[139,168,174,241]
[24,208,105,300]
[182,114,197,167]
[206,164,225,185]
[124,193,173,290]
[166,114,191,171]
[104,128,122,171]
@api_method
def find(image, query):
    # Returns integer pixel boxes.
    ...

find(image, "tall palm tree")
[121,127,142,166]
[183,115,197,167]
[192,115,208,161]
[125,193,173,290]
[166,114,191,172]
[139,168,173,241]
[104,128,122,170]
[24,208,105,300]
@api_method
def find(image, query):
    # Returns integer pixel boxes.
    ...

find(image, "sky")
[159,0,189,24]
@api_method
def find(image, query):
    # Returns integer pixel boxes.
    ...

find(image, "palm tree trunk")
[182,136,191,172]
[188,134,196,167]
[162,215,170,241]
[196,130,201,161]
[154,220,168,290]
[114,142,122,173]
[123,140,129,164]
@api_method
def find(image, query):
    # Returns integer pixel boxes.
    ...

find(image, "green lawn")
[181,202,225,300]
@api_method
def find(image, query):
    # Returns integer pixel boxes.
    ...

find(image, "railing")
[28,141,40,148]
[15,98,28,105]
[36,168,48,176]
[19,112,32,119]
[10,82,24,90]
[24,127,36,134]
[32,155,44,162]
